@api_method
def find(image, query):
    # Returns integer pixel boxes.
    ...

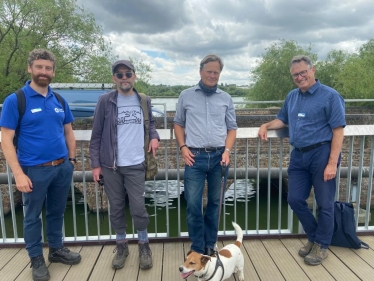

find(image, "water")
[1,179,284,238]
[151,97,245,112]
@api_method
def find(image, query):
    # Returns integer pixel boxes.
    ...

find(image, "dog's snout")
[179,266,183,272]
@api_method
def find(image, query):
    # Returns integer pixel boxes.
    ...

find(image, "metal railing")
[0,125,374,245]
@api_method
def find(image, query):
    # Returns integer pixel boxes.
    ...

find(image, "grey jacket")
[89,89,159,169]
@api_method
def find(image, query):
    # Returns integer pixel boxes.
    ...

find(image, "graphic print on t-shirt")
[118,106,142,125]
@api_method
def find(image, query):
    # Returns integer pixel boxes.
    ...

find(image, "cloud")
[77,0,374,86]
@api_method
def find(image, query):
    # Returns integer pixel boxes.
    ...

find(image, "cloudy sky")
[77,0,374,86]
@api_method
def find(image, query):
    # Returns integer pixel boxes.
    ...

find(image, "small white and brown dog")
[179,222,244,281]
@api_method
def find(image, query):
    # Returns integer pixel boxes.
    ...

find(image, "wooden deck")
[1,236,374,281]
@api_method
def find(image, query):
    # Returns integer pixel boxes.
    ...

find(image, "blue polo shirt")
[0,81,74,166]
[276,80,346,148]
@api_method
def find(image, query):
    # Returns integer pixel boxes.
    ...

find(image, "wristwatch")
[69,157,77,164]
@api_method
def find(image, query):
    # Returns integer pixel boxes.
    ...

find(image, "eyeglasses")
[114,72,133,79]
[291,69,309,79]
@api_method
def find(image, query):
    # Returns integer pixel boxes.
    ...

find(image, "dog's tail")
[232,222,243,248]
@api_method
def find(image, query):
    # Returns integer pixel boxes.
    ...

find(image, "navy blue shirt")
[276,80,346,148]
[0,81,74,166]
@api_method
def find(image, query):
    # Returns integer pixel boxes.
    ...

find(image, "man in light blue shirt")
[174,54,237,256]
[258,55,346,266]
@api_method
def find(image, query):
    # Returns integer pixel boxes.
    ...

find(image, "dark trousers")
[101,164,149,234]
[287,143,338,248]
[22,160,74,258]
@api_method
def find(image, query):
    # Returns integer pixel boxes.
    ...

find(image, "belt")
[38,158,65,166]
[189,147,224,152]
[294,141,330,153]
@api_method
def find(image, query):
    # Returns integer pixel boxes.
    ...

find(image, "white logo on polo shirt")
[55,108,64,113]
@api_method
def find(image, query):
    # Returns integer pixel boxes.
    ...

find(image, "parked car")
[56,89,164,118]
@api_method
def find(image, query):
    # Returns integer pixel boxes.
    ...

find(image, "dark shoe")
[112,241,129,269]
[48,246,81,265]
[138,241,153,269]
[30,255,50,281]
[204,248,216,257]
[298,241,314,257]
[304,243,328,266]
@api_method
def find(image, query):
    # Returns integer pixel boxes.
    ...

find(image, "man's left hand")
[324,163,337,182]
[221,150,230,166]
[148,139,159,157]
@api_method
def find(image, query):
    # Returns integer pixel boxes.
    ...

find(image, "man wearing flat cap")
[89,60,159,270]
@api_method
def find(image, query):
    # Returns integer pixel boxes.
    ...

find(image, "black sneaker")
[204,248,216,257]
[30,255,50,281]
[48,246,81,265]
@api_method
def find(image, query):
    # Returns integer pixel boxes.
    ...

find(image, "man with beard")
[89,60,159,270]
[0,49,81,281]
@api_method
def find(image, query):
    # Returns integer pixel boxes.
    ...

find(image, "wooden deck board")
[0,248,20,269]
[0,248,31,281]
[280,239,336,281]
[113,243,139,281]
[64,245,101,281]
[89,245,115,281]
[1,238,374,281]
[163,241,185,281]
[138,243,163,281]
[329,245,374,281]
[243,240,284,280]
[262,239,309,281]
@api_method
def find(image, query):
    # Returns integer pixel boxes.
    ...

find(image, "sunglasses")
[114,72,133,79]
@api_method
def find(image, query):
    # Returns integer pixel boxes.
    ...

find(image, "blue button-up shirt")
[276,80,346,148]
[173,85,238,148]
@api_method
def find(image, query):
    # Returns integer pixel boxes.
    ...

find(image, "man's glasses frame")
[291,69,309,79]
[114,72,133,79]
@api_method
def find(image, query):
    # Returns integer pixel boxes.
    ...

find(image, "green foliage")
[247,39,374,106]
[130,57,152,84]
[315,49,351,90]
[138,84,247,98]
[336,39,374,102]
[0,0,114,101]
[247,40,316,106]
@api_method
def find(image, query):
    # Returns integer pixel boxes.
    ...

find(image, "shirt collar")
[299,79,320,95]
[25,80,53,98]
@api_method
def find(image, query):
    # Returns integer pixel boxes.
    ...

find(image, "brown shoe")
[112,241,129,269]
[138,241,153,269]
[304,243,328,266]
[298,241,314,257]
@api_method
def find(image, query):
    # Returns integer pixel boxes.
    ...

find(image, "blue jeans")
[184,147,228,254]
[287,143,339,248]
[22,159,74,258]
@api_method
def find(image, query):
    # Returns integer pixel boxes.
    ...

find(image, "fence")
[0,125,374,245]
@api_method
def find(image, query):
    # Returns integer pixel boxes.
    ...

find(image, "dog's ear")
[201,255,211,264]
[186,250,193,256]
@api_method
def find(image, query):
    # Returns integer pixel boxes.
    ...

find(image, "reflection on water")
[145,180,184,207]
[144,179,256,207]
[225,179,256,202]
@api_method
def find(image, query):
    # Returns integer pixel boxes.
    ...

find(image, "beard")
[119,82,133,93]
[32,74,53,87]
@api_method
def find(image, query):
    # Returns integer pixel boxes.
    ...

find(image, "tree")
[0,0,114,101]
[315,49,351,90]
[336,39,374,101]
[128,57,153,94]
[247,40,316,106]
